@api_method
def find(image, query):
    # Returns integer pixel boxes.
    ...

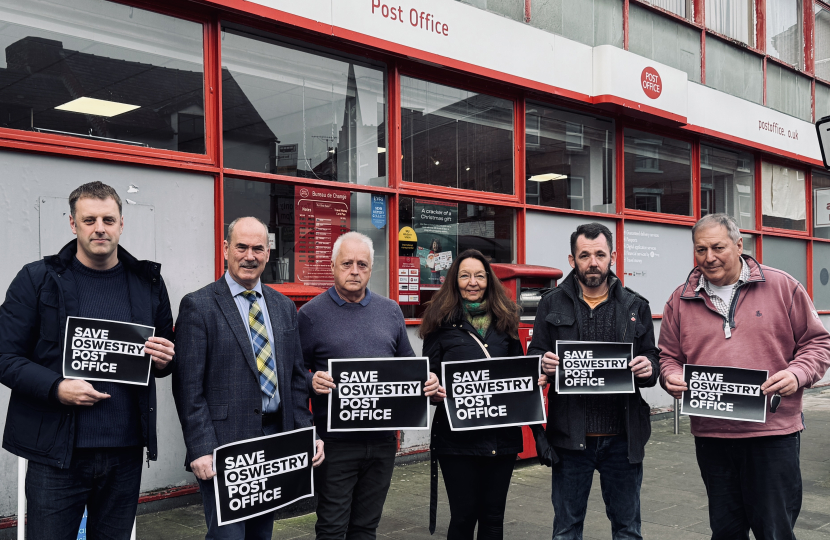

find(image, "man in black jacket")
[528,223,659,540]
[0,182,175,540]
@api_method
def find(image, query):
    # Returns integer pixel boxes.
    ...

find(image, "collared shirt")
[327,286,373,307]
[224,272,280,413]
[695,257,751,338]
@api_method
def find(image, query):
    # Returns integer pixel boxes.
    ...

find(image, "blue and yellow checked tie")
[241,291,279,398]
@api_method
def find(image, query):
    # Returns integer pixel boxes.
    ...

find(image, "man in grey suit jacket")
[173,216,324,540]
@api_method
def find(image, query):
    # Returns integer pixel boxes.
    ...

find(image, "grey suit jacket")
[172,277,312,466]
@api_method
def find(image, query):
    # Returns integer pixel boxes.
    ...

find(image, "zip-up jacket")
[527,270,660,464]
[0,240,174,468]
[659,255,830,438]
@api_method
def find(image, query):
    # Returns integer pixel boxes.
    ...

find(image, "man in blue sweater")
[0,181,175,540]
[299,231,440,540]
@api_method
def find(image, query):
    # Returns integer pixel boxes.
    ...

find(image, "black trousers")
[314,437,397,540]
[695,433,802,540]
[437,453,517,540]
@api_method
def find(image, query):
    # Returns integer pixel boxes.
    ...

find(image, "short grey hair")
[692,213,741,244]
[331,231,374,266]
[226,216,269,243]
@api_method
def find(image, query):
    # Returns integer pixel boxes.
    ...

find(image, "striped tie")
[241,291,278,398]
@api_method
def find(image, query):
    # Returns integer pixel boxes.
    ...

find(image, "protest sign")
[442,356,546,431]
[63,317,155,386]
[213,427,315,526]
[555,341,634,394]
[680,364,768,423]
[328,358,430,432]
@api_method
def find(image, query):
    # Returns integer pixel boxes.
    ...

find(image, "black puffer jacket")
[423,318,525,456]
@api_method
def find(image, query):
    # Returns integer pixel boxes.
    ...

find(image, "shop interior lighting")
[378,147,386,153]
[55,97,140,117]
[528,173,568,182]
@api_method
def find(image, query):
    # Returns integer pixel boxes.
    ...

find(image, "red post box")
[490,263,563,460]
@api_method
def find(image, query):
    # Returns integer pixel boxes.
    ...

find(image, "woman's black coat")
[423,318,525,456]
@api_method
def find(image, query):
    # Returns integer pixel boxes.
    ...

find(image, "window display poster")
[295,186,351,288]
[398,256,420,304]
[412,199,457,288]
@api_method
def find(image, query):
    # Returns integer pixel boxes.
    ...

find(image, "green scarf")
[463,300,491,338]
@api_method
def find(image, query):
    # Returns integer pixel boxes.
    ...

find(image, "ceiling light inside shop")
[378,147,386,153]
[55,97,140,117]
[528,173,567,182]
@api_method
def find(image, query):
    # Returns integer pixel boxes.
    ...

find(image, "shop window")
[397,198,514,317]
[0,0,205,153]
[641,0,689,18]
[767,0,802,68]
[816,4,830,82]
[456,0,525,21]
[705,0,754,45]
[525,211,617,278]
[525,103,615,212]
[817,83,830,121]
[700,145,755,229]
[761,162,806,230]
[629,3,701,82]
[762,235,807,287]
[622,222,694,313]
[528,0,624,48]
[705,36,764,104]
[741,233,757,258]
[221,28,387,186]
[401,77,513,194]
[766,63,811,122]
[813,170,830,240]
[624,129,692,216]
[223,178,388,296]
[813,241,830,309]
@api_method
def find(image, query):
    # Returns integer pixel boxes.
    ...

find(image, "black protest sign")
[442,356,546,431]
[213,427,315,526]
[680,364,768,423]
[327,358,430,432]
[555,341,635,394]
[63,317,155,386]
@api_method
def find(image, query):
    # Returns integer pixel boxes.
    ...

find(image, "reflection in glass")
[741,233,756,259]
[525,103,614,212]
[705,0,753,45]
[222,29,387,185]
[767,0,802,67]
[812,241,830,310]
[624,129,692,216]
[401,77,513,194]
[700,145,755,229]
[814,171,830,240]
[761,162,805,231]
[0,0,205,152]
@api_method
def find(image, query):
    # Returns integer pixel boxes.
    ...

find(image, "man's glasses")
[770,393,781,413]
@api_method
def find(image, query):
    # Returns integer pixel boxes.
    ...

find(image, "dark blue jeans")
[25,446,143,540]
[551,436,643,540]
[695,432,802,540]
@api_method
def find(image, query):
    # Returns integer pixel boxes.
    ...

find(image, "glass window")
[624,129,692,216]
[525,103,615,212]
[816,82,830,121]
[526,211,617,276]
[813,240,830,310]
[528,0,624,48]
[641,0,688,17]
[761,162,806,230]
[765,63,811,121]
[813,171,830,240]
[705,0,754,45]
[0,0,205,153]
[816,5,830,82]
[629,4,701,82]
[762,235,807,287]
[741,233,757,258]
[397,197,514,317]
[221,29,387,186]
[223,178,388,296]
[767,0,802,67]
[704,36,763,104]
[456,0,525,21]
[401,77,514,194]
[700,145,755,229]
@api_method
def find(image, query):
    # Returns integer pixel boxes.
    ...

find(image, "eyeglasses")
[458,272,487,283]
[770,393,781,413]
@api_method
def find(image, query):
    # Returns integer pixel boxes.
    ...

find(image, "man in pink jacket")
[659,213,830,540]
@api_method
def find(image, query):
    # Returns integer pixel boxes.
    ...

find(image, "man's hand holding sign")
[538,351,652,388]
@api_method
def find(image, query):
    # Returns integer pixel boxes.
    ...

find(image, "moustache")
[239,262,260,269]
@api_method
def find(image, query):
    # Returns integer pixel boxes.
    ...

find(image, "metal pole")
[673,397,680,435]
[17,457,26,540]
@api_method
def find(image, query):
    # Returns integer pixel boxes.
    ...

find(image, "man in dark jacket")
[528,222,659,540]
[0,181,175,540]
